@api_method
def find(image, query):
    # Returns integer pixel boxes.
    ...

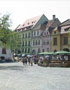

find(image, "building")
[41,15,60,52]
[0,41,12,61]
[16,14,48,54]
[31,23,46,54]
[51,19,70,52]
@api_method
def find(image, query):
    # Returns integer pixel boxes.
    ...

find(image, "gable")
[33,14,48,29]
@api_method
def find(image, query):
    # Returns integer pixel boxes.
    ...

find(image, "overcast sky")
[0,0,70,30]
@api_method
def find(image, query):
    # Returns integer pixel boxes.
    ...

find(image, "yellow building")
[51,19,70,52]
[51,27,61,52]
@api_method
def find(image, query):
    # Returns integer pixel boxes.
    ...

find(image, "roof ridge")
[23,14,43,23]
[60,19,70,25]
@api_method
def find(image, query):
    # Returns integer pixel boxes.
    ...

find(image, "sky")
[0,0,70,30]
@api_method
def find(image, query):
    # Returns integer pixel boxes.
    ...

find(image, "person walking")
[30,56,33,66]
[28,57,30,65]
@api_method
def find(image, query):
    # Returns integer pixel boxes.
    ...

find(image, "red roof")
[16,15,43,31]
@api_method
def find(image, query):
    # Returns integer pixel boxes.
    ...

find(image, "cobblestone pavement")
[0,62,70,90]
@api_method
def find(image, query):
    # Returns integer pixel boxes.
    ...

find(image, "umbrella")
[55,51,69,55]
[45,55,50,58]
[27,55,33,57]
[67,52,70,55]
[39,52,54,55]
[22,54,25,56]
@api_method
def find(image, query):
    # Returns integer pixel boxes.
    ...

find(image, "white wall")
[0,47,12,60]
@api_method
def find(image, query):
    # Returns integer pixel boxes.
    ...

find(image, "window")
[44,32,46,36]
[53,38,57,45]
[64,27,70,32]
[33,40,35,45]
[22,49,24,53]
[32,21,33,24]
[47,32,48,35]
[47,41,49,45]
[2,48,6,54]
[38,48,40,53]
[28,33,30,38]
[25,41,27,46]
[23,41,24,46]
[28,48,30,53]
[23,24,25,26]
[64,37,68,45]
[43,41,45,45]
[36,40,37,45]
[25,33,27,38]
[34,31,36,36]
[38,40,40,45]
[23,34,24,38]
[47,48,49,52]
[54,31,56,34]
[25,48,27,53]
[42,49,45,52]
[37,30,39,36]
[28,22,29,25]
[28,41,30,46]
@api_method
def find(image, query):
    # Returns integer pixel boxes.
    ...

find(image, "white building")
[0,46,12,61]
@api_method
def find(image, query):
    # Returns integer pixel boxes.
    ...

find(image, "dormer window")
[33,20,36,23]
[32,21,34,23]
[64,28,69,32]
[54,31,56,34]
[28,23,29,25]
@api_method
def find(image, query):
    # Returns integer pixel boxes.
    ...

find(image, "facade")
[51,19,70,52]
[41,15,60,52]
[31,25,44,54]
[21,30,32,54]
[16,14,48,54]
[32,15,60,54]
[16,14,61,54]
[51,27,61,52]
[0,46,12,60]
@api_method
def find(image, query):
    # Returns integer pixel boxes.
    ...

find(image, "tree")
[0,14,11,29]
[0,14,11,44]
[8,31,21,53]
[0,14,21,53]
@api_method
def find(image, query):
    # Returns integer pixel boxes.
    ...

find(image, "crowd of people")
[20,55,52,66]
[14,53,69,67]
[21,55,39,66]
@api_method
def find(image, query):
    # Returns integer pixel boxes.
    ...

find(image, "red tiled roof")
[45,20,54,31]
[16,15,43,31]
[16,24,23,30]
[22,15,42,29]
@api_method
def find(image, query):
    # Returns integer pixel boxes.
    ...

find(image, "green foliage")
[0,14,11,29]
[8,32,21,52]
[0,14,21,53]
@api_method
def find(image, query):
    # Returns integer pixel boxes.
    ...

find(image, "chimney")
[53,15,56,20]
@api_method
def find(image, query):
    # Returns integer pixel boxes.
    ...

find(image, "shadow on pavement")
[0,66,24,71]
